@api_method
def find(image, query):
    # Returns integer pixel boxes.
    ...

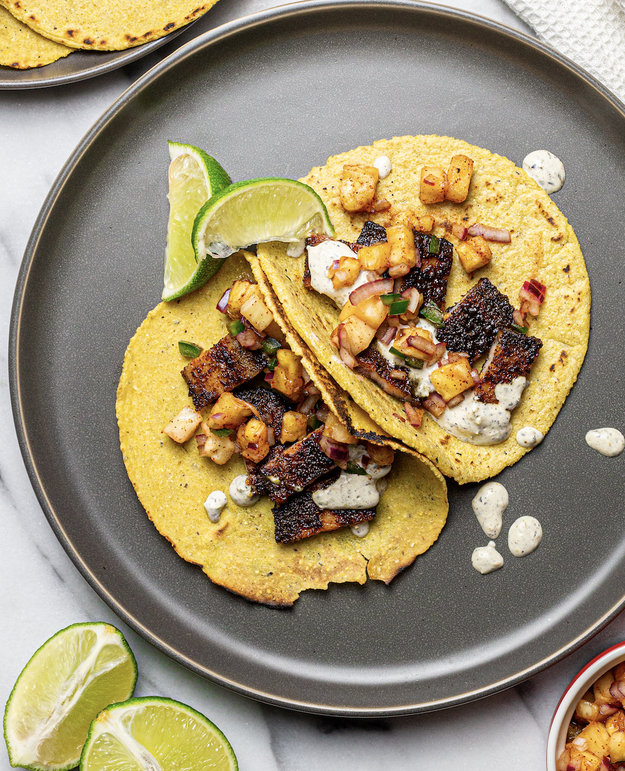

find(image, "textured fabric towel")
[501,0,625,105]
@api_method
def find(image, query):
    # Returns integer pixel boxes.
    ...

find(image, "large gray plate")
[10,0,625,715]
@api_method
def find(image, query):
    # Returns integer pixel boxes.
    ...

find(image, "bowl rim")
[546,641,625,769]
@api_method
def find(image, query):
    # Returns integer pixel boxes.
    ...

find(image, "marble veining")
[1,1,623,769]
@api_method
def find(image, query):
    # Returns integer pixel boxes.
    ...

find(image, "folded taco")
[117,252,448,606]
[254,135,590,484]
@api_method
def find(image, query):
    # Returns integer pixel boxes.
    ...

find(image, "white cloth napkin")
[501,0,625,105]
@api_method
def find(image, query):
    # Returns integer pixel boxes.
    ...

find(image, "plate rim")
[9,0,625,715]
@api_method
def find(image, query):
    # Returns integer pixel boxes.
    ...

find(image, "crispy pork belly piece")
[474,329,542,403]
[438,278,515,363]
[182,335,268,410]
[355,347,416,402]
[397,231,453,309]
[356,220,388,246]
[254,427,336,504]
[234,386,290,437]
[272,474,375,544]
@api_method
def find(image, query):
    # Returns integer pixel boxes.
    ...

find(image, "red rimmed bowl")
[547,642,625,769]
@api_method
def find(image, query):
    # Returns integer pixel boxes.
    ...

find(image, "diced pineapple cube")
[227,280,256,319]
[358,241,391,272]
[339,295,388,330]
[240,291,273,332]
[446,154,474,203]
[323,410,358,444]
[577,722,609,758]
[606,712,625,735]
[566,746,602,771]
[387,224,417,278]
[271,349,304,399]
[237,418,270,463]
[609,730,625,762]
[339,164,379,212]
[430,357,473,401]
[414,214,435,233]
[364,441,395,466]
[593,670,615,705]
[163,406,203,443]
[575,698,600,723]
[393,326,433,360]
[330,255,361,289]
[338,315,376,356]
[206,393,255,430]
[419,166,448,204]
[280,411,308,444]
[198,431,236,465]
[456,236,492,274]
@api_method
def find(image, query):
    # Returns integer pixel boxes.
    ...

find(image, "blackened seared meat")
[438,278,515,363]
[234,386,290,436]
[474,329,542,403]
[255,427,335,504]
[356,220,387,246]
[355,347,415,402]
[245,445,288,499]
[273,474,375,544]
[182,335,267,410]
[397,232,453,309]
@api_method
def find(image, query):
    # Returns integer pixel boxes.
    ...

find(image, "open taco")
[254,135,590,484]
[117,251,448,606]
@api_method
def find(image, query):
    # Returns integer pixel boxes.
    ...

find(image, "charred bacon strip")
[257,427,335,504]
[234,386,290,437]
[397,231,453,309]
[474,329,542,403]
[272,474,375,544]
[355,347,416,402]
[438,278,515,363]
[182,335,268,410]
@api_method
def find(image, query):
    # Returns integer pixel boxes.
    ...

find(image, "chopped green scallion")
[266,356,277,372]
[389,299,410,315]
[419,300,445,328]
[389,346,407,360]
[345,461,368,475]
[512,323,528,334]
[428,235,440,254]
[261,337,281,355]
[405,357,425,369]
[228,319,245,337]
[381,293,402,305]
[307,415,321,430]
[178,340,203,358]
[211,428,232,437]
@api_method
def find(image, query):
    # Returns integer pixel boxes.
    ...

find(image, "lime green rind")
[3,623,137,771]
[80,696,238,771]
[167,141,232,193]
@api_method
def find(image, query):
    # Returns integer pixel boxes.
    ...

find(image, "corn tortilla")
[256,135,590,484]
[0,0,220,51]
[117,252,448,606]
[0,6,72,68]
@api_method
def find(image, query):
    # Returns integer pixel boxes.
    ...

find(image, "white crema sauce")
[472,482,508,538]
[375,318,440,399]
[204,490,227,522]
[508,516,542,557]
[472,541,504,574]
[522,150,565,194]
[229,475,260,507]
[307,240,370,307]
[585,428,625,457]
[312,468,391,510]
[373,155,392,179]
[434,377,527,446]
[516,426,544,448]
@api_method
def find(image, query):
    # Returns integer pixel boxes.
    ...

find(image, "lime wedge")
[80,696,238,771]
[163,141,231,301]
[3,623,137,771]
[192,176,334,263]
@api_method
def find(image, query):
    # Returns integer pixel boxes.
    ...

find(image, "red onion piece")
[599,703,619,717]
[264,372,274,382]
[316,404,330,422]
[609,680,625,700]
[423,393,447,417]
[370,198,391,212]
[267,427,275,447]
[470,368,481,385]
[337,323,352,355]
[339,346,357,369]
[195,433,207,448]
[431,342,446,363]
[407,334,437,356]
[389,370,407,380]
[520,279,546,303]
[512,308,526,328]
[237,329,262,350]
[467,223,511,242]
[298,394,319,415]
[404,403,423,427]
[349,278,394,306]
[376,321,398,346]
[217,287,231,313]
[452,223,468,241]
[304,382,321,396]
[446,392,465,409]
[401,287,421,314]
[319,434,350,462]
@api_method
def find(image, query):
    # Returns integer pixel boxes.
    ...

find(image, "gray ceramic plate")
[10,0,625,715]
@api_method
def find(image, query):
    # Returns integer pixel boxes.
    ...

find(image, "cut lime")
[80,696,238,771]
[192,176,334,264]
[4,622,137,771]
[163,141,231,301]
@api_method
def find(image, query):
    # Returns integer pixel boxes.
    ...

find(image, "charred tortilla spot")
[536,200,556,226]
[474,329,542,403]
[163,22,175,30]
[182,335,267,410]
[563,265,570,273]
[549,363,556,372]
[83,37,94,45]
[438,277,515,363]
[558,350,568,364]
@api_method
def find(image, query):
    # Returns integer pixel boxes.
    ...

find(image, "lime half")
[192,176,334,264]
[80,696,238,771]
[163,141,231,301]
[3,623,137,771]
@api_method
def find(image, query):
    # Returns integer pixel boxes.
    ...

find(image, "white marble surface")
[1,1,625,768]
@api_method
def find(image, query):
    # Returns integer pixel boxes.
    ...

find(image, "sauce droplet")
[373,155,392,179]
[472,541,504,574]
[585,428,625,457]
[472,482,508,538]
[508,516,542,557]
[516,426,544,448]
[522,150,565,194]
